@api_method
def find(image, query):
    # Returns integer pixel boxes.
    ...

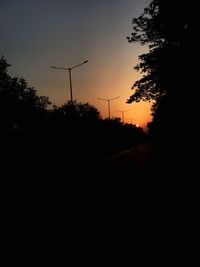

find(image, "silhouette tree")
[52,100,100,121]
[127,1,200,171]
[1,56,148,174]
[0,56,50,135]
[127,1,199,104]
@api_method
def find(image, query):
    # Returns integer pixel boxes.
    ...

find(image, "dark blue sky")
[0,0,151,127]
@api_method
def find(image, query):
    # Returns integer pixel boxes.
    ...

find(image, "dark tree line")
[0,56,50,136]
[0,55,146,174]
[127,0,200,171]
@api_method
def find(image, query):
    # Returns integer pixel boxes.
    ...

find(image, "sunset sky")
[0,0,152,129]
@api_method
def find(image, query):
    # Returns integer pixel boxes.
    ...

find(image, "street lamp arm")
[115,109,130,124]
[115,109,130,113]
[51,60,88,70]
[97,96,120,101]
[51,66,68,70]
[51,60,88,103]
[97,96,119,119]
[70,60,89,70]
[110,96,120,101]
[97,98,108,101]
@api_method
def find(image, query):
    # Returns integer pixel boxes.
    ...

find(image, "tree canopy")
[127,0,200,170]
[0,55,50,134]
[127,0,200,111]
[1,55,146,174]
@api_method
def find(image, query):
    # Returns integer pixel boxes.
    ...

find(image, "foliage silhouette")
[127,0,200,172]
[0,56,50,136]
[1,56,146,175]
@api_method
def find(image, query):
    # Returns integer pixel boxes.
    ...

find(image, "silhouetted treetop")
[0,56,50,133]
[127,0,200,171]
[1,55,147,174]
[127,1,199,48]
[127,0,200,105]
[0,55,11,74]
[51,100,100,121]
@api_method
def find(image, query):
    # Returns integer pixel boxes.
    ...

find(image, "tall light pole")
[97,96,120,119]
[116,109,130,124]
[51,60,88,104]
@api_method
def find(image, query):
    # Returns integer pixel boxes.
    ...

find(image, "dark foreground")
[104,142,152,172]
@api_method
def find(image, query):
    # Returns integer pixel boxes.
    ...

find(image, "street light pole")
[108,100,111,119]
[116,109,130,124]
[68,68,73,103]
[51,60,88,104]
[97,96,120,119]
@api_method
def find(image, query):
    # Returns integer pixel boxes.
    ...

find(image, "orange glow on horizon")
[3,0,151,131]
[47,44,152,131]
[48,68,152,131]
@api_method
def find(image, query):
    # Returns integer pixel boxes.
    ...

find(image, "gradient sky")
[0,0,152,129]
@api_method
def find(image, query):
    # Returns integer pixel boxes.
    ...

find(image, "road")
[103,142,153,173]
